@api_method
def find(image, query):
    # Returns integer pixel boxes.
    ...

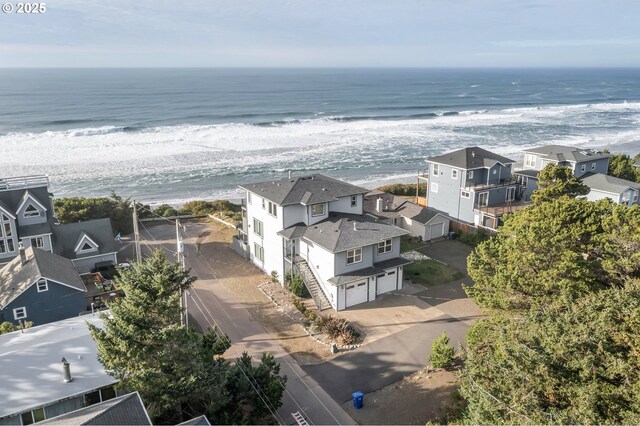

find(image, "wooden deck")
[475,200,532,217]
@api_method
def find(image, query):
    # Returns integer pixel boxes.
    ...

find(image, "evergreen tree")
[607,153,637,182]
[428,331,455,369]
[89,250,286,424]
[531,163,590,203]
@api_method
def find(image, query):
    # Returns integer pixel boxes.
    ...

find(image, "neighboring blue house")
[0,175,118,272]
[0,246,87,326]
[419,147,529,230]
[521,145,611,178]
[582,173,640,206]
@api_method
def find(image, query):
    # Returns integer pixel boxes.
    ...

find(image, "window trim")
[267,201,278,217]
[346,247,363,265]
[261,198,266,210]
[591,162,596,170]
[377,239,392,254]
[431,183,438,193]
[31,237,44,249]
[467,170,474,179]
[350,195,357,207]
[505,186,516,202]
[23,203,41,218]
[37,278,48,292]
[13,307,27,320]
[252,218,264,238]
[253,243,264,263]
[432,164,439,176]
[525,154,536,167]
[580,164,586,172]
[461,190,470,199]
[478,191,489,207]
[451,169,459,179]
[311,203,325,217]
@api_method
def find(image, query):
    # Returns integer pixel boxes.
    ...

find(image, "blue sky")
[1,0,639,67]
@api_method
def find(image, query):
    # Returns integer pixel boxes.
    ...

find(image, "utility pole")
[132,200,142,263]
[176,218,188,328]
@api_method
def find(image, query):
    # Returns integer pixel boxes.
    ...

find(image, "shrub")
[314,314,360,345]
[153,204,179,217]
[428,331,455,369]
[289,275,309,298]
[377,183,426,196]
[0,321,33,334]
[457,229,489,247]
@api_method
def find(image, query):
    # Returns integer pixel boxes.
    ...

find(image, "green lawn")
[404,259,465,287]
[400,235,427,253]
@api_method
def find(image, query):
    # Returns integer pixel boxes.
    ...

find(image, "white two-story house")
[236,174,411,310]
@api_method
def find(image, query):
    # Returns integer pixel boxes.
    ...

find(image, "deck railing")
[0,175,49,192]
[465,178,519,191]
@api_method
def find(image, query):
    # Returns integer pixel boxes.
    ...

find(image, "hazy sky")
[1,0,639,67]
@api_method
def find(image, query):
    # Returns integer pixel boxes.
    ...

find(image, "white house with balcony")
[236,174,411,310]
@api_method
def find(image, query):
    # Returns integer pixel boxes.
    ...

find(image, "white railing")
[0,175,49,192]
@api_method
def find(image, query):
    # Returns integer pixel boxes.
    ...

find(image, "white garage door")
[429,222,445,240]
[377,270,397,294]
[345,281,368,308]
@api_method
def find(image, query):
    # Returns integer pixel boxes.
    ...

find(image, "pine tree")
[429,331,455,369]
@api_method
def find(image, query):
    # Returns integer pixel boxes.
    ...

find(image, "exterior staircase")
[293,256,332,311]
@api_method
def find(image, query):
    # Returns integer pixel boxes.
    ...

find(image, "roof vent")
[322,188,327,191]
[61,357,72,383]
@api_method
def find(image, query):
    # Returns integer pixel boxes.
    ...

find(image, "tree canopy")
[607,152,640,183]
[461,197,640,423]
[531,163,590,203]
[89,251,286,424]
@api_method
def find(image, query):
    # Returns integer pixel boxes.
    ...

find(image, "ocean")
[1,68,639,204]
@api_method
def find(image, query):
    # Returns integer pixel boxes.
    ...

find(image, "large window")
[267,201,277,217]
[253,218,264,238]
[13,307,27,320]
[378,239,392,254]
[347,248,362,265]
[0,213,14,255]
[525,154,536,167]
[254,243,264,262]
[311,203,325,217]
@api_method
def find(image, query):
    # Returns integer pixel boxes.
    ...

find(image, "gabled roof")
[513,169,540,178]
[0,315,117,419]
[427,147,515,170]
[39,392,152,425]
[16,190,48,213]
[523,145,611,163]
[581,172,640,195]
[278,213,410,253]
[178,415,212,425]
[0,200,16,219]
[74,232,100,253]
[0,247,86,308]
[239,174,369,206]
[363,191,449,224]
[51,218,116,259]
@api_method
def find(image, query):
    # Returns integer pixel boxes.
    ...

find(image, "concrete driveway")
[304,239,483,403]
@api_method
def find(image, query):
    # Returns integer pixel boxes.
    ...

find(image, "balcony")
[475,200,532,218]
[0,175,49,192]
[417,170,429,180]
[465,178,519,191]
[82,272,122,310]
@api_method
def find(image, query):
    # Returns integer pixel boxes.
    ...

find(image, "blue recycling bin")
[352,391,364,409]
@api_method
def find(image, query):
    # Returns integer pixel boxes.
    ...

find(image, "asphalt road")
[120,221,354,425]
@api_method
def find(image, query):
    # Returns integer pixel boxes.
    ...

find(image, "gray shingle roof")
[523,145,610,163]
[328,257,412,286]
[278,213,410,253]
[0,247,86,308]
[581,172,640,194]
[18,222,53,237]
[178,415,212,425]
[39,392,152,425]
[363,192,449,224]
[239,174,369,206]
[428,147,515,170]
[513,169,540,178]
[51,218,116,259]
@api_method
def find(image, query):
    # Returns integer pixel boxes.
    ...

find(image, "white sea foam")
[2,101,640,203]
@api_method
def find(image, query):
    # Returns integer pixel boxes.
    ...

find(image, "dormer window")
[37,278,48,292]
[311,203,325,217]
[23,204,41,218]
[75,233,99,254]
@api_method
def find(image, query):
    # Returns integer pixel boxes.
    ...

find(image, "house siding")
[246,192,285,283]
[72,252,118,274]
[328,194,363,215]
[574,158,609,177]
[1,279,85,326]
